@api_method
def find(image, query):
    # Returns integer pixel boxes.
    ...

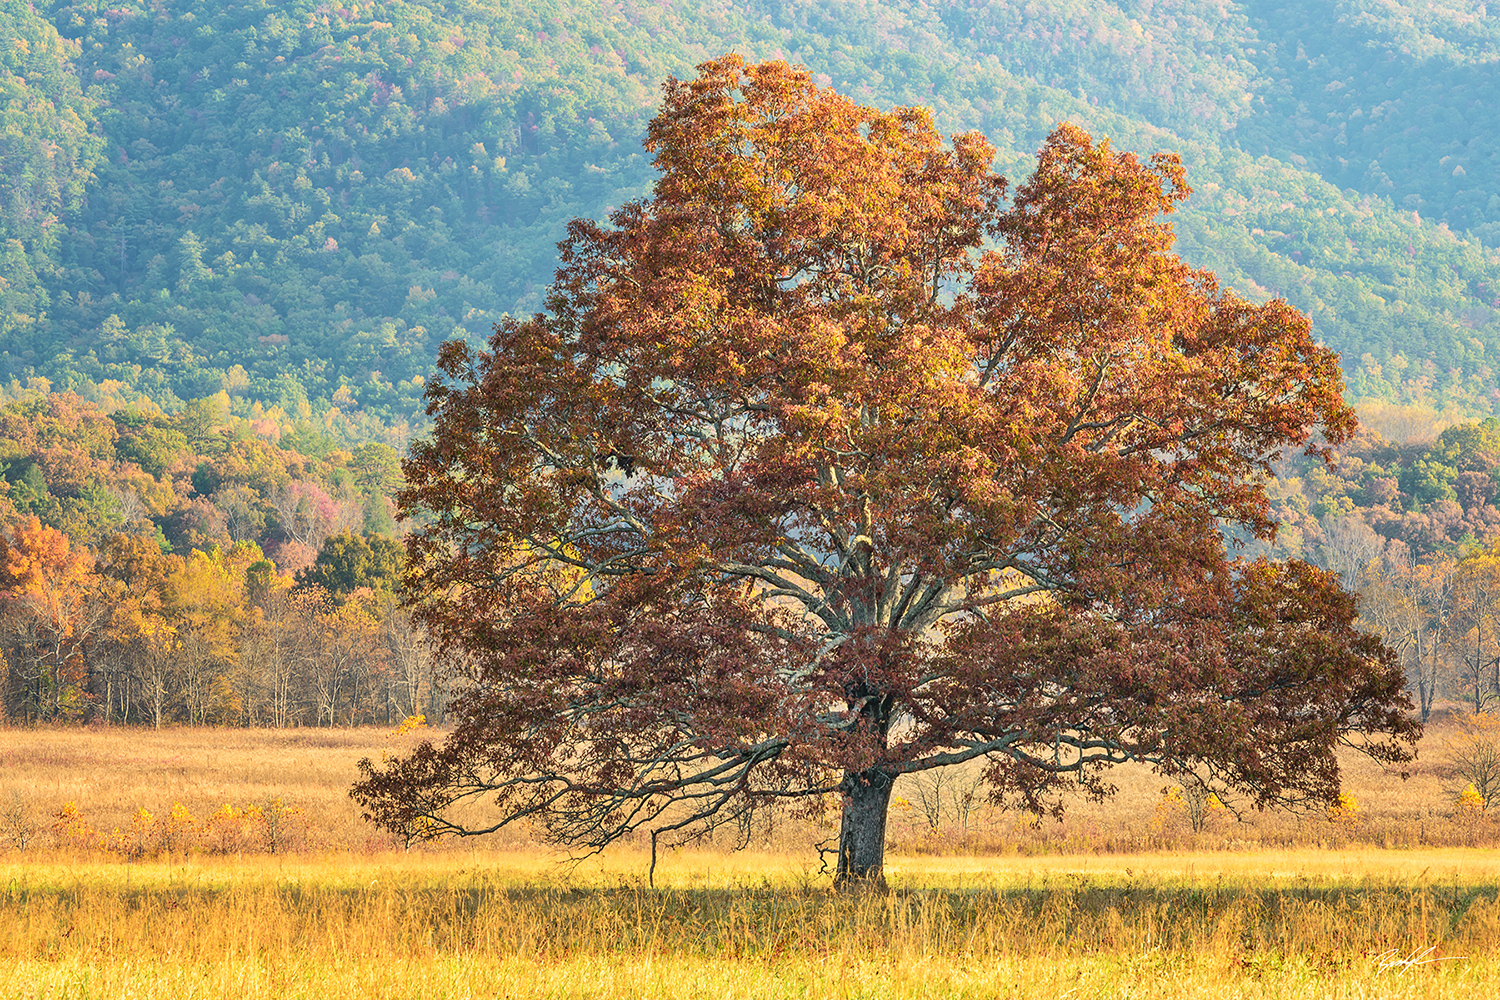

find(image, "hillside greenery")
[11,1,1500,724]
[3,1,1500,428]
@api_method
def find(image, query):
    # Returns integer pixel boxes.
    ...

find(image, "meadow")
[4,850,1500,998]
[2,720,1499,998]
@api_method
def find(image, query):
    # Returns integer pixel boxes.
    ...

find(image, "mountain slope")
[3,0,1500,427]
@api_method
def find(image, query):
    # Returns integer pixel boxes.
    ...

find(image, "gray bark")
[836,768,894,887]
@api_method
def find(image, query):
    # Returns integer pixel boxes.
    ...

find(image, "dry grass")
[1,711,1497,857]
[1,850,1499,998]
[885,708,1500,855]
[1,725,390,850]
[4,721,1500,996]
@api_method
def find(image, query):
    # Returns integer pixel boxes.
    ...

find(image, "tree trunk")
[836,768,894,887]
[1415,630,1435,723]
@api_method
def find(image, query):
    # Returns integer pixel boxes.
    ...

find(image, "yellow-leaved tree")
[0,517,108,720]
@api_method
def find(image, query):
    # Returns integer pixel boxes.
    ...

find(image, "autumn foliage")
[353,57,1418,882]
[0,517,103,720]
[0,377,445,727]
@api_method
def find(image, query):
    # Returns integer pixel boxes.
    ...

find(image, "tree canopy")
[364,55,1417,883]
[296,529,404,597]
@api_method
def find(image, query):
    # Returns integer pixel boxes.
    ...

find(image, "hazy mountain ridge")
[3,0,1500,430]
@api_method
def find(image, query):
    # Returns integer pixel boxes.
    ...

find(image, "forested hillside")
[3,0,1500,426]
[0,386,439,726]
[11,1,1500,724]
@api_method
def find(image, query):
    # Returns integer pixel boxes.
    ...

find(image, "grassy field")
[3,850,1500,998]
[3,715,1496,856]
[3,722,1500,997]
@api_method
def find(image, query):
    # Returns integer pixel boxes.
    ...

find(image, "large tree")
[352,57,1418,883]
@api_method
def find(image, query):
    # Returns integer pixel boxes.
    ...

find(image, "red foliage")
[353,58,1417,880]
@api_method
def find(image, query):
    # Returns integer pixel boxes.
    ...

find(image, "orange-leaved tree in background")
[353,57,1419,884]
[0,516,108,720]
[93,531,172,727]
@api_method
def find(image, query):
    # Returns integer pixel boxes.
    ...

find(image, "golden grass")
[3,713,1495,857]
[1,725,390,850]
[5,721,1500,997]
[2,850,1499,998]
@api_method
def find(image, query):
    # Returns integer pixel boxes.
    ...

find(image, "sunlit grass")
[2,849,1499,998]
[5,724,1500,996]
[7,953,1496,1000]
[4,718,1497,856]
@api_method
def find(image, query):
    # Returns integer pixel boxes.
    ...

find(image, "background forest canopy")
[11,0,1500,722]
[7,0,1500,427]
[0,386,448,727]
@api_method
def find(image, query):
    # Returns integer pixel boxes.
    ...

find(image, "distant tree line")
[20,387,1500,728]
[1271,408,1500,719]
[0,388,448,726]
[0,519,449,727]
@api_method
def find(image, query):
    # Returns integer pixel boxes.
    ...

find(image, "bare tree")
[1,789,39,851]
[1361,542,1449,723]
[174,630,224,725]
[293,590,380,726]
[213,485,267,543]
[903,769,951,832]
[92,641,137,725]
[1409,557,1454,723]
[137,627,176,730]
[105,485,149,530]
[269,481,338,550]
[1440,714,1500,810]
[243,594,303,728]
[378,593,431,721]
[899,762,987,837]
[1178,776,1227,834]
[1450,555,1500,714]
[1317,514,1383,590]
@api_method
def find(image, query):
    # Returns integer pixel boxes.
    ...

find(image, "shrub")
[1441,714,1500,810]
